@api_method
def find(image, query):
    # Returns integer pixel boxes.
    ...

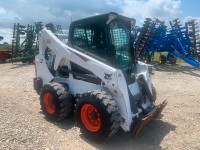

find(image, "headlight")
[148,65,155,75]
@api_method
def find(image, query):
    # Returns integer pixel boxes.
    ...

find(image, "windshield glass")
[109,22,133,79]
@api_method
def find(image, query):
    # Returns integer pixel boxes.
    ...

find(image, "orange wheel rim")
[43,93,55,114]
[81,104,101,132]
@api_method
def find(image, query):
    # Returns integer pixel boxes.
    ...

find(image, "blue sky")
[182,0,200,17]
[0,0,199,44]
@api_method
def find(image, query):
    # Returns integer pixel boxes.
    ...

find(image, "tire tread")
[40,82,73,121]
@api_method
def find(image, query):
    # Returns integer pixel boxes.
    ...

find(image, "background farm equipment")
[45,23,63,34]
[0,36,12,62]
[10,22,63,63]
[11,22,43,63]
[0,48,12,62]
[188,19,200,61]
[45,23,67,43]
[134,18,200,67]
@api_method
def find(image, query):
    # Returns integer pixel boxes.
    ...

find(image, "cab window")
[72,25,107,60]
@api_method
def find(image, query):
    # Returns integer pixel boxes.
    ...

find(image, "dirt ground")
[0,62,200,150]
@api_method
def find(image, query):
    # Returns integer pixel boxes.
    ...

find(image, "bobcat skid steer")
[34,12,167,141]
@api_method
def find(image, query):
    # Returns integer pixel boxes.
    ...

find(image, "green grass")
[0,45,11,51]
[150,52,185,64]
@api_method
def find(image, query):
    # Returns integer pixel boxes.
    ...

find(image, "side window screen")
[86,29,94,45]
[73,28,87,48]
[72,25,107,60]
[110,23,129,52]
[109,22,131,70]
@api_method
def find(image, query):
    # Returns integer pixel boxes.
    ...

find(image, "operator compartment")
[68,12,136,77]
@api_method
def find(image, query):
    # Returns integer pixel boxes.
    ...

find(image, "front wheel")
[76,90,120,142]
[40,82,73,121]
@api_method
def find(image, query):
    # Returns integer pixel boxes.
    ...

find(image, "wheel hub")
[81,104,101,132]
[89,111,98,120]
[43,93,56,114]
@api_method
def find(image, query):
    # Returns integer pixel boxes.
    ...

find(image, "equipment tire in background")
[40,82,73,121]
[169,55,177,64]
[145,55,151,64]
[76,90,120,142]
[159,55,166,64]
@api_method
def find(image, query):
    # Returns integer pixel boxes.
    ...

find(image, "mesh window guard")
[109,22,131,69]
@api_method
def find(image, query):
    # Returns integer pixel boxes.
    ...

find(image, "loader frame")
[36,29,137,131]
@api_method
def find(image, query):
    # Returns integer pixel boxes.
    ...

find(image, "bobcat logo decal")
[104,73,112,80]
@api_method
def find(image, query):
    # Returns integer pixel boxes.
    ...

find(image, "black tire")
[159,55,166,64]
[76,90,120,142]
[40,82,73,121]
[169,55,177,64]
[152,84,156,102]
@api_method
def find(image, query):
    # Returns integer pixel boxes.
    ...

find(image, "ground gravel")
[0,62,200,150]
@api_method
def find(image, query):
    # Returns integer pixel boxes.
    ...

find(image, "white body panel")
[35,29,153,132]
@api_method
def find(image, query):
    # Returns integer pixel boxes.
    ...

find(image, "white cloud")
[0,28,13,44]
[64,10,72,17]
[0,0,121,43]
[0,8,6,14]
[0,0,185,43]
[121,0,182,25]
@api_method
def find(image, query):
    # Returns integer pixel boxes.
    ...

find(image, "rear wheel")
[169,55,177,64]
[40,82,73,121]
[76,90,120,142]
[159,55,166,64]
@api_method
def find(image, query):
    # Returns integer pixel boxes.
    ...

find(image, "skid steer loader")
[34,12,167,141]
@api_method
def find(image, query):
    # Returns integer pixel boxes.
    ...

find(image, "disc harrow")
[11,22,43,62]
[134,18,200,67]
[188,19,200,61]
